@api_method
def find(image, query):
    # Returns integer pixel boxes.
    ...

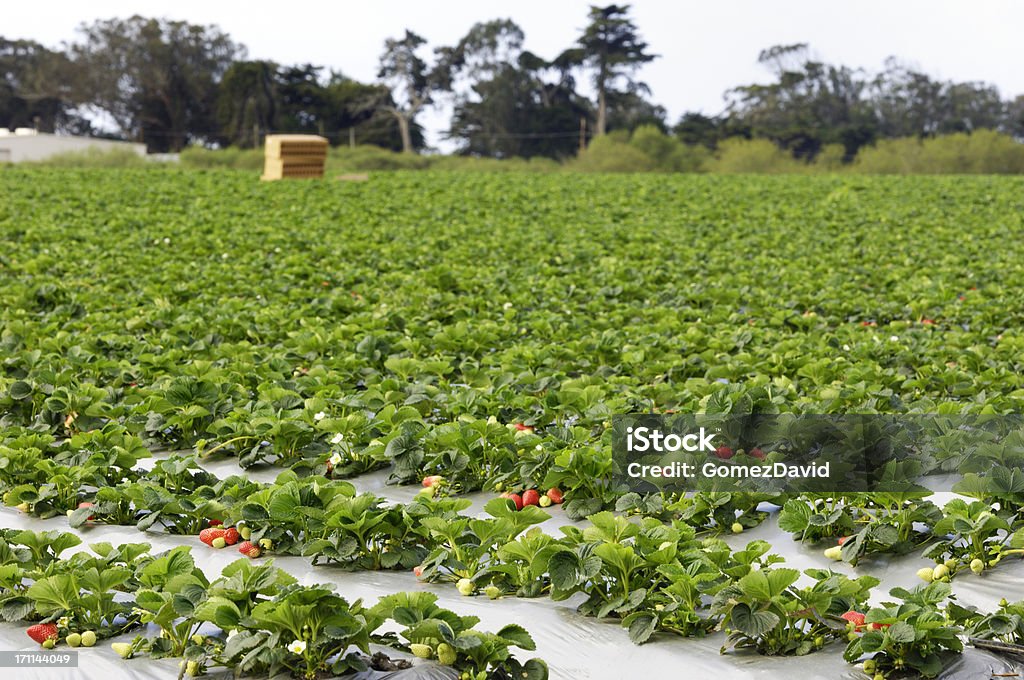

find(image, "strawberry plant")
[221,584,371,679]
[843,582,963,678]
[367,591,548,680]
[923,498,1014,577]
[493,526,563,597]
[132,546,211,656]
[713,567,878,656]
[418,498,549,584]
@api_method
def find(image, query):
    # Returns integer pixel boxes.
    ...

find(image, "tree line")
[2,5,1022,157]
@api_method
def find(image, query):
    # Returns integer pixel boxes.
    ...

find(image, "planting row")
[2,528,547,680]
[7,520,1024,680]
[7,422,1024,583]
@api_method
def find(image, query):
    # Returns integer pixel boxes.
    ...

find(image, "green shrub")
[180,147,263,170]
[853,131,1024,174]
[570,134,658,172]
[812,144,848,172]
[26,147,151,169]
[629,125,709,172]
[708,139,807,174]
[328,145,433,171]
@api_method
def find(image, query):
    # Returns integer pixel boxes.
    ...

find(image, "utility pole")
[253,123,259,149]
[349,127,355,149]
[579,117,587,154]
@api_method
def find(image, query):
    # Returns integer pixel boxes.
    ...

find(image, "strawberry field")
[2,168,1024,679]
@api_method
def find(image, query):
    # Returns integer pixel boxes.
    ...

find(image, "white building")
[0,129,146,163]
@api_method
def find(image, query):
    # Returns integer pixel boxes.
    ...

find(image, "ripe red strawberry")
[237,541,261,558]
[422,475,442,488]
[921,318,935,325]
[749,448,765,460]
[546,487,564,504]
[413,565,424,578]
[837,536,849,546]
[78,502,96,520]
[715,446,734,460]
[513,423,534,432]
[841,611,866,630]
[27,623,59,645]
[522,489,540,507]
[208,519,223,527]
[222,527,240,545]
[199,528,225,546]
[500,492,524,511]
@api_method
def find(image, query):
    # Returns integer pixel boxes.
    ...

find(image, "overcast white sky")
[7,1,1024,149]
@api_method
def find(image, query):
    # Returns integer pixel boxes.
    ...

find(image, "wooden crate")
[261,158,326,181]
[262,134,327,181]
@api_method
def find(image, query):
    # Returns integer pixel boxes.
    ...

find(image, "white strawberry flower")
[287,639,306,655]
[330,433,344,445]
[890,335,899,342]
[57,616,70,628]
[843,344,850,351]
[535,444,543,451]
[329,452,343,466]
[313,411,326,422]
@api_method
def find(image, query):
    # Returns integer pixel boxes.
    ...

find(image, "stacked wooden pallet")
[261,134,328,180]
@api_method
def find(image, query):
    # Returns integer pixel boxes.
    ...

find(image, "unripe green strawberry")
[916,567,934,582]
[111,642,133,658]
[970,558,985,574]
[944,558,957,571]
[874,674,884,680]
[932,564,949,581]
[538,495,552,508]
[258,538,273,550]
[186,660,201,677]
[731,522,743,534]
[863,659,876,674]
[66,633,82,647]
[191,633,204,645]
[437,642,457,665]
[16,502,29,513]
[239,526,251,540]
[823,546,843,560]
[80,631,96,647]
[456,578,475,596]
[410,643,432,659]
[211,537,226,549]
[485,585,502,600]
